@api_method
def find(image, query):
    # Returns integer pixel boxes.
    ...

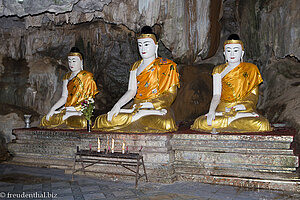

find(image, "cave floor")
[0,164,299,200]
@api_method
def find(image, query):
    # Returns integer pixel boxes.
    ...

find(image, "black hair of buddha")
[70,47,84,60]
[70,47,81,53]
[227,34,241,40]
[140,26,158,41]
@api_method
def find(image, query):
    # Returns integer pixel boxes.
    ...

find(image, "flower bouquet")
[80,98,95,132]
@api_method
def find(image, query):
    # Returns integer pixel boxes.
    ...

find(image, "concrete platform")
[6,126,300,192]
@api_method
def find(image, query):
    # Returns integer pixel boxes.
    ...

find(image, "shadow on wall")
[172,64,214,122]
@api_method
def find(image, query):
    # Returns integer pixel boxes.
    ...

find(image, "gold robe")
[191,62,271,132]
[93,57,180,133]
[40,70,99,129]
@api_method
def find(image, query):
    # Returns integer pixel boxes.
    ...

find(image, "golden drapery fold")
[133,57,180,100]
[93,57,180,133]
[214,62,263,102]
[64,70,99,110]
[40,70,99,129]
[191,62,271,132]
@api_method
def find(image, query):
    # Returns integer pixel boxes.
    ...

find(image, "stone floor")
[0,164,300,200]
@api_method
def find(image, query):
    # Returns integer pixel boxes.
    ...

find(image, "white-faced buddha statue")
[40,47,99,129]
[191,34,271,132]
[93,26,180,133]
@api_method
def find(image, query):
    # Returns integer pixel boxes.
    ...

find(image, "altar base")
[6,127,300,192]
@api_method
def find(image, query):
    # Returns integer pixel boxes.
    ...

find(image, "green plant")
[80,98,95,121]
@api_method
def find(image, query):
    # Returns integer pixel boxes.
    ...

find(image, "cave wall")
[0,0,214,62]
[0,0,299,140]
[237,0,300,126]
[0,0,220,141]
[0,0,216,115]
[0,21,141,115]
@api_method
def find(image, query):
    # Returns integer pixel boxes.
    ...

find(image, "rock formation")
[0,0,299,143]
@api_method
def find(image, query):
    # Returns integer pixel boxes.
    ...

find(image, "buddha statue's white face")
[68,56,82,72]
[224,43,244,64]
[137,38,158,59]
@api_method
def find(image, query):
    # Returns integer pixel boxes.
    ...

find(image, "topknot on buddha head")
[68,47,83,60]
[224,34,244,50]
[137,26,158,45]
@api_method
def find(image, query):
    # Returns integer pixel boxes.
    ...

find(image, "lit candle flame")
[97,137,100,152]
[122,141,125,154]
[111,138,115,153]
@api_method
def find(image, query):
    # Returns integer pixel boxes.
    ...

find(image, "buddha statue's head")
[68,47,83,72]
[137,26,158,59]
[223,34,244,64]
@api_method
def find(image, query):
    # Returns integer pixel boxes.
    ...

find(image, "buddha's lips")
[142,52,146,54]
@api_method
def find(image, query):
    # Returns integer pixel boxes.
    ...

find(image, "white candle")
[111,138,115,153]
[97,137,101,152]
[122,141,125,154]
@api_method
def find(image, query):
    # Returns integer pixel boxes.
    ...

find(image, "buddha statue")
[40,47,99,129]
[191,34,271,133]
[93,26,180,133]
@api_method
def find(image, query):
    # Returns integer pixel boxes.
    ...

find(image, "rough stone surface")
[172,64,213,121]
[0,0,110,17]
[0,103,39,142]
[0,21,140,115]
[0,0,218,62]
[0,132,9,161]
[237,0,300,144]
[239,0,300,63]
[259,57,300,131]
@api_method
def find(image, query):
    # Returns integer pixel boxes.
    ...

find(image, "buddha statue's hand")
[62,110,82,121]
[65,106,77,112]
[131,109,167,122]
[206,111,216,126]
[107,104,121,122]
[232,104,246,111]
[160,109,167,115]
[140,102,154,109]
[46,109,55,121]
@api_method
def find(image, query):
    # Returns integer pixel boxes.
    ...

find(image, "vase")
[24,115,31,128]
[87,119,91,132]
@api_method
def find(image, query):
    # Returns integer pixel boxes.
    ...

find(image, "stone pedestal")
[7,127,300,191]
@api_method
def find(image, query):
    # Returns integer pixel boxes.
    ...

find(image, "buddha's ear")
[80,59,83,70]
[241,50,245,58]
[155,44,158,58]
[223,51,227,61]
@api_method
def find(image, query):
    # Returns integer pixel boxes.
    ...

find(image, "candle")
[122,141,125,154]
[111,138,115,153]
[89,143,92,151]
[97,137,101,152]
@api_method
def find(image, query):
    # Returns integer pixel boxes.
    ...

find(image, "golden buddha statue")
[191,34,271,133]
[40,47,99,129]
[93,26,180,133]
